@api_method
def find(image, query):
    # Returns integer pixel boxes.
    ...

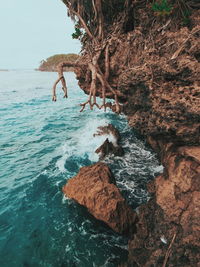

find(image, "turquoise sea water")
[0,70,162,267]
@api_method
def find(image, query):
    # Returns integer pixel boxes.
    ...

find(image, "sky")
[0,0,81,69]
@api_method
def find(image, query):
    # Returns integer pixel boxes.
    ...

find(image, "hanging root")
[52,76,63,101]
[79,51,101,112]
[52,61,82,102]
[79,42,121,113]
[52,62,68,102]
[97,64,121,113]
[104,44,110,80]
[53,1,122,112]
[162,233,177,267]
[52,42,121,113]
[79,63,98,112]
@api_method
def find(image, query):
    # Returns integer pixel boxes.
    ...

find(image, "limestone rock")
[62,162,137,235]
[127,143,200,267]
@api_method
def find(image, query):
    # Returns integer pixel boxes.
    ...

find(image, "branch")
[79,50,102,112]
[96,65,121,113]
[162,233,177,267]
[64,1,96,43]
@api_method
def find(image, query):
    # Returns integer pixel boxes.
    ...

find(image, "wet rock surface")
[127,141,200,266]
[63,162,137,235]
[94,124,124,159]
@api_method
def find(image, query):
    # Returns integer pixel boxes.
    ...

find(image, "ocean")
[0,70,162,267]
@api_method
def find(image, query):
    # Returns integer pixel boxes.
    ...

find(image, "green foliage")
[72,26,83,39]
[180,6,191,26]
[151,0,173,15]
[150,0,192,25]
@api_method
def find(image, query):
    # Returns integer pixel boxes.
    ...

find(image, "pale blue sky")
[0,0,81,69]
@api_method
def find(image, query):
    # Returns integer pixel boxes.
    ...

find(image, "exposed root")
[104,44,110,80]
[52,48,121,113]
[162,233,177,267]
[52,76,64,101]
[80,100,90,112]
[52,61,83,102]
[52,41,121,113]
[96,64,121,113]
[52,1,122,113]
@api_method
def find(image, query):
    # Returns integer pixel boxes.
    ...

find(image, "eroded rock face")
[127,142,200,266]
[76,13,200,146]
[94,124,124,159]
[73,4,200,266]
[62,162,137,235]
[155,145,200,245]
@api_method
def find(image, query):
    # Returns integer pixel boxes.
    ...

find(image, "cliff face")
[76,11,200,145]
[128,141,200,266]
[74,6,200,266]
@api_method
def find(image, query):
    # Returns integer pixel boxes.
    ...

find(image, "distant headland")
[38,53,79,72]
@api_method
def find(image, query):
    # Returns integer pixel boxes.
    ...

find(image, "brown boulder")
[62,162,137,235]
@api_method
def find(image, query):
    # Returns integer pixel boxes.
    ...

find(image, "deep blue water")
[0,70,162,267]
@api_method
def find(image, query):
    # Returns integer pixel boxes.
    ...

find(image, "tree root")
[52,61,82,102]
[52,2,122,113]
[52,47,121,113]
[162,233,177,267]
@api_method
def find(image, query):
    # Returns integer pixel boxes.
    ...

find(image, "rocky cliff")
[61,1,200,265]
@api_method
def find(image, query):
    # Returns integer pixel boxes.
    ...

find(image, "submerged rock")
[63,162,137,235]
[94,124,124,159]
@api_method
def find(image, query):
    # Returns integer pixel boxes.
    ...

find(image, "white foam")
[160,235,168,244]
[56,115,163,207]
[153,165,164,173]
[56,118,119,172]
[62,195,70,203]
[56,154,68,173]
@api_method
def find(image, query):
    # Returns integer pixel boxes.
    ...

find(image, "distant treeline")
[38,54,79,72]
